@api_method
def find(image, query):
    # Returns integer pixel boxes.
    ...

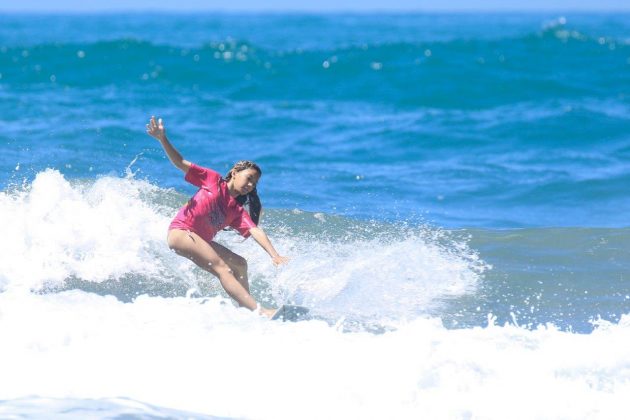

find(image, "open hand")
[146,116,166,141]
[272,255,290,266]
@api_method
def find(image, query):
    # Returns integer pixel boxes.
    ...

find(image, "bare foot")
[260,307,276,318]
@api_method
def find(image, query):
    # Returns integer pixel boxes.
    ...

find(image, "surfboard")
[271,304,311,322]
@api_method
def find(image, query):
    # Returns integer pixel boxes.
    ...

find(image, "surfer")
[146,116,289,318]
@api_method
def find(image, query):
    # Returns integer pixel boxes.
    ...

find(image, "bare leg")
[167,229,257,310]
[208,241,250,293]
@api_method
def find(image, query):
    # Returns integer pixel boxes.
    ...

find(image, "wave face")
[0,171,486,322]
[0,171,627,330]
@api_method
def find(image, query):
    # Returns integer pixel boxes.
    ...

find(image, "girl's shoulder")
[185,163,222,188]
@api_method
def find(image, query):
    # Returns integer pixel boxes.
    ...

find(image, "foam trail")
[1,291,629,419]
[257,233,486,324]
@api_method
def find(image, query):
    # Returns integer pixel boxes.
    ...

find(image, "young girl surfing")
[146,116,289,318]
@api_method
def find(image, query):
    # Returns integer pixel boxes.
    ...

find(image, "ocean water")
[0,12,629,419]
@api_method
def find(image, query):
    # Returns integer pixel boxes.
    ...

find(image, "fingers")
[146,116,164,137]
[146,116,155,133]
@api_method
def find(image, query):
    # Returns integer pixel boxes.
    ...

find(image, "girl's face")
[230,168,260,196]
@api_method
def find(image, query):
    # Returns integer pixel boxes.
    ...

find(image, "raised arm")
[146,116,191,173]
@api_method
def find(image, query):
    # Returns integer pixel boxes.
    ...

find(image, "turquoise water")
[1,13,629,419]
[2,13,629,227]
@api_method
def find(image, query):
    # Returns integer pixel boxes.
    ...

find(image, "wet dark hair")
[225,160,262,225]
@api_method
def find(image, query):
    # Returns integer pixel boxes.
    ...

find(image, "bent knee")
[212,260,235,276]
[230,254,247,271]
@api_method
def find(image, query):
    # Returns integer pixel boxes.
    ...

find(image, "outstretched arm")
[146,116,191,173]
[249,227,290,266]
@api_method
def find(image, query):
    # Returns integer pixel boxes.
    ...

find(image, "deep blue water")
[1,12,629,228]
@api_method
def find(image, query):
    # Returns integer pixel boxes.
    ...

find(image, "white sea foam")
[0,170,485,319]
[253,232,485,323]
[1,291,629,419]
[3,172,628,419]
[0,169,177,291]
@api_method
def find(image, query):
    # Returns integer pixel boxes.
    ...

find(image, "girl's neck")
[226,180,239,198]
